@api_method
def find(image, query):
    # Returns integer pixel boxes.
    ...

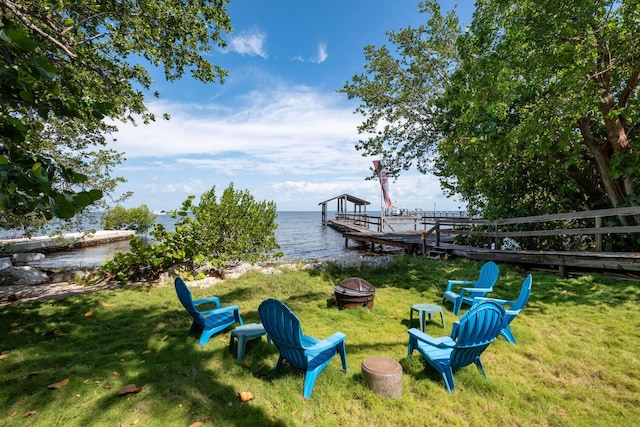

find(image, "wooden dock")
[327,217,640,275]
[329,219,442,256]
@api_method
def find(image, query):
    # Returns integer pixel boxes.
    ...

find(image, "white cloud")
[109,85,462,212]
[227,29,268,58]
[110,87,362,165]
[311,42,328,63]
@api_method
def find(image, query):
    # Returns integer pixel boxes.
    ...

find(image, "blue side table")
[229,323,270,362]
[410,303,445,331]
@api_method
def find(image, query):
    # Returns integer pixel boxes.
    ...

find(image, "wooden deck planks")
[328,219,640,274]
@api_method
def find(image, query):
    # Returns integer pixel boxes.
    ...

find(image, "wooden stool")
[410,303,445,331]
[229,323,269,362]
[361,356,403,399]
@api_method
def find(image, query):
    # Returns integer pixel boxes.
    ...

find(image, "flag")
[373,160,393,208]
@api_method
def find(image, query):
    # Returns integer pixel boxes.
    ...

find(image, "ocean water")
[22,211,386,268]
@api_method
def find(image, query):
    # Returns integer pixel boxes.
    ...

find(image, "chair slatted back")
[259,298,307,369]
[476,261,500,290]
[175,278,205,329]
[449,301,506,370]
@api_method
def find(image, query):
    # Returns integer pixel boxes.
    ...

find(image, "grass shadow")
[0,286,287,426]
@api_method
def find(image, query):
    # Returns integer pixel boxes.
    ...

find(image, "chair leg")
[274,355,284,371]
[188,321,199,335]
[453,297,462,315]
[441,367,455,392]
[474,358,488,378]
[229,334,236,353]
[303,369,321,399]
[407,335,417,358]
[337,342,348,372]
[199,329,215,346]
[501,325,517,344]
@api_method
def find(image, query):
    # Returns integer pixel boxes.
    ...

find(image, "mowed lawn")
[1,257,639,426]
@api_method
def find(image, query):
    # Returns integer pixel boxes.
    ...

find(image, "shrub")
[100,204,157,234]
[100,184,282,282]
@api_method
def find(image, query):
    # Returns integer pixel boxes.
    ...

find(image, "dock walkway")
[327,218,640,275]
[328,219,431,255]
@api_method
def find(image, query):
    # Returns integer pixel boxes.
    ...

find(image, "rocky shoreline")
[0,255,395,306]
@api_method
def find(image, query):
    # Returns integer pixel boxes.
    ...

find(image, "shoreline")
[0,255,395,306]
[0,230,135,254]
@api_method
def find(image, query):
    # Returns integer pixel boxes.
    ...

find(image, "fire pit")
[334,277,375,310]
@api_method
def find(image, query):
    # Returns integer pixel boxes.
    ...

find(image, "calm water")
[24,211,384,268]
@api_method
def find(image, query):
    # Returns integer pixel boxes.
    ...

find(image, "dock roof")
[318,194,370,206]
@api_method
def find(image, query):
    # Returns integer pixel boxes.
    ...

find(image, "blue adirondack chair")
[442,261,499,315]
[258,298,348,399]
[407,300,506,392]
[174,277,243,346]
[474,274,532,345]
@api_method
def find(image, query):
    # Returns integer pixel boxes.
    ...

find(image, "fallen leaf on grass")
[43,327,60,336]
[48,378,69,389]
[10,322,19,327]
[141,349,152,356]
[9,410,18,417]
[101,302,117,307]
[24,410,36,418]
[161,335,169,342]
[118,384,142,395]
[238,391,254,402]
[590,285,598,290]
[84,311,93,317]
[113,371,120,376]
[0,354,8,360]
[188,423,201,427]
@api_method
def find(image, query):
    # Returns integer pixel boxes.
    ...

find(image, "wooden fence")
[421,206,640,251]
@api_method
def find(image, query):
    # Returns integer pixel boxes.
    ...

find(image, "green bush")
[100,184,282,282]
[100,204,157,234]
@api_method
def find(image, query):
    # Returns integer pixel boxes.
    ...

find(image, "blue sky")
[109,0,475,212]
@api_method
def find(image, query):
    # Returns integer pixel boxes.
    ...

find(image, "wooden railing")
[421,206,640,251]
[335,213,428,232]
[335,213,383,231]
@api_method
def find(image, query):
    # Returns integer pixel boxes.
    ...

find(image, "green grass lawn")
[1,257,639,426]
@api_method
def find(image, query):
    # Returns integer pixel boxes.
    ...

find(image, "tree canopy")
[342,0,640,222]
[0,0,231,221]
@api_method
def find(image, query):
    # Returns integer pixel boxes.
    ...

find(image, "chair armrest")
[460,287,492,297]
[504,308,522,317]
[445,280,476,292]
[473,297,513,305]
[193,296,221,308]
[200,304,240,317]
[473,296,513,308]
[408,328,455,348]
[305,332,346,354]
